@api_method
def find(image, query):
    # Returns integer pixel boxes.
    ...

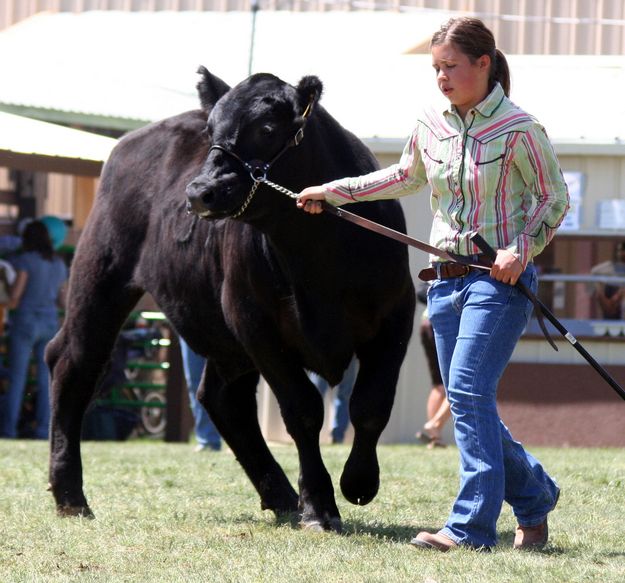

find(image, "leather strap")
[418,262,474,282]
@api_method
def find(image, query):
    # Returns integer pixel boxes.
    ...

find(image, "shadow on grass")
[272,512,417,542]
[273,513,417,542]
[218,513,625,559]
[341,519,417,542]
[219,512,625,558]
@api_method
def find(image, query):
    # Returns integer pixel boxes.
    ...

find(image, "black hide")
[46,68,415,531]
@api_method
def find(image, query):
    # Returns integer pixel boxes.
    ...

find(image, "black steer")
[46,68,416,532]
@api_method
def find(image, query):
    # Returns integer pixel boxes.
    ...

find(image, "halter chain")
[231,177,298,218]
[231,180,262,218]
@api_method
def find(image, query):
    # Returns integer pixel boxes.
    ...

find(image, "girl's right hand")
[297,186,328,214]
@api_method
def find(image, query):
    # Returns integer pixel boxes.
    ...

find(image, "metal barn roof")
[0,11,624,148]
[0,111,117,176]
[0,11,442,130]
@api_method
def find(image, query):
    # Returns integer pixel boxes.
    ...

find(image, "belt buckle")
[459,264,470,277]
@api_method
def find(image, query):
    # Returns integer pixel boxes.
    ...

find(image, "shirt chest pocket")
[421,140,454,194]
[474,151,506,166]
[466,135,511,185]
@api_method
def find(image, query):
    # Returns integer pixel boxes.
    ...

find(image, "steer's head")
[186,71,322,220]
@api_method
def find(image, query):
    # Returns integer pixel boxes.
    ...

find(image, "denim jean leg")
[32,316,57,439]
[33,339,51,439]
[308,371,329,396]
[180,339,221,449]
[428,266,536,548]
[191,392,222,450]
[501,420,560,526]
[2,316,37,437]
[331,357,358,442]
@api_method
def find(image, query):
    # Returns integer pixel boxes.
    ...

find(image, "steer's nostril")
[185,180,201,198]
[185,178,214,208]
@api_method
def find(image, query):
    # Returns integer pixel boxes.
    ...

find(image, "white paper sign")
[558,171,583,232]
[598,199,625,230]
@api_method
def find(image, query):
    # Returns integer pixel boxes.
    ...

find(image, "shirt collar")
[444,82,506,120]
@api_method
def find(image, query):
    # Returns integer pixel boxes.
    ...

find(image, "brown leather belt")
[418,262,482,282]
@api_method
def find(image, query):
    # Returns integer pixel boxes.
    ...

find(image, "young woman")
[297,17,569,551]
[1,220,68,439]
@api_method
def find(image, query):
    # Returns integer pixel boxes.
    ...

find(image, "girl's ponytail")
[493,49,511,97]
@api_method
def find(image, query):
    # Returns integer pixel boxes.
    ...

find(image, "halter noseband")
[208,126,303,184]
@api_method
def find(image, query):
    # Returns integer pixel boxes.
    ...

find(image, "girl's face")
[431,41,491,119]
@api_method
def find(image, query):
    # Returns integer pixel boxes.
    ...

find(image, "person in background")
[179,337,222,452]
[0,220,68,439]
[0,259,16,335]
[415,282,451,449]
[308,355,358,444]
[39,215,68,253]
[590,241,625,320]
[298,17,568,551]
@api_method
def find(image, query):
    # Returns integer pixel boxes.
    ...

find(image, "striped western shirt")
[324,83,570,268]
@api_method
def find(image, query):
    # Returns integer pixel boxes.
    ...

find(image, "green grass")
[1,440,624,582]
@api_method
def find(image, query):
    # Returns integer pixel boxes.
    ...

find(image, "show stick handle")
[471,232,559,351]
[471,231,531,291]
[471,231,530,291]
[470,236,625,400]
[470,233,497,262]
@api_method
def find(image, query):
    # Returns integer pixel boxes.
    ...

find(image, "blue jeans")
[1,310,58,439]
[308,356,358,443]
[427,264,559,548]
[179,339,221,450]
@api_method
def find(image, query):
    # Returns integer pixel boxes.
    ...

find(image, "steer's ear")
[296,76,323,118]
[196,66,231,111]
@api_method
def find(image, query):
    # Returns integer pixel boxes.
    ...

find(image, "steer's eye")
[260,124,274,137]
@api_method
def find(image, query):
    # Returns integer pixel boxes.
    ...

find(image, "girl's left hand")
[490,249,523,285]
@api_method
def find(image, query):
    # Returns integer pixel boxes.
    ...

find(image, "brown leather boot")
[410,531,458,552]
[513,519,548,550]
[514,488,560,550]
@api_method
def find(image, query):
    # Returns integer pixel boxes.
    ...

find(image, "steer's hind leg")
[197,362,299,517]
[46,272,142,517]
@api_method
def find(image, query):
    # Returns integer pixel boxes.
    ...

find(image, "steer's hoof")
[299,515,342,534]
[56,504,95,519]
[341,450,380,506]
[340,471,379,506]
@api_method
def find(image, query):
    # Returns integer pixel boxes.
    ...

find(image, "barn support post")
[164,332,194,442]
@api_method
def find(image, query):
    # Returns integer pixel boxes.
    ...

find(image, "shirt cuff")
[505,237,529,270]
[322,182,356,206]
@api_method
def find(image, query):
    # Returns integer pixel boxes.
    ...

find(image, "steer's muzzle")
[185,178,214,217]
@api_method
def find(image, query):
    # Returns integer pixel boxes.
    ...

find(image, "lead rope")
[251,177,560,352]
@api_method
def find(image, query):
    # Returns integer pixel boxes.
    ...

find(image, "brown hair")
[22,220,54,261]
[430,17,510,97]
